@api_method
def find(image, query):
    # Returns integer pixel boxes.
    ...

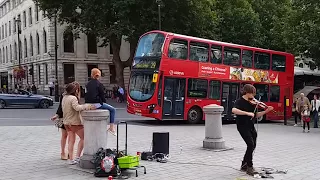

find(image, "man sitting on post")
[85,68,116,136]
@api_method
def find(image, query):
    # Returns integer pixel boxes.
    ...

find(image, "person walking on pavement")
[296,93,311,126]
[293,97,299,127]
[85,68,117,136]
[49,81,54,96]
[118,85,125,103]
[51,93,70,160]
[232,84,274,176]
[301,104,311,132]
[62,81,95,165]
[311,94,320,128]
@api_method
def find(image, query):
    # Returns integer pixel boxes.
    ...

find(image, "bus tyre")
[187,107,202,124]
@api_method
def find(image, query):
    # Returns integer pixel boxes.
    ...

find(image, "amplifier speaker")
[152,132,169,155]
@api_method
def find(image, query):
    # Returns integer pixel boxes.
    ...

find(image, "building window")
[5,46,8,63]
[29,7,32,25]
[2,47,4,63]
[109,64,116,84]
[19,40,22,59]
[8,21,11,36]
[189,41,209,62]
[270,85,280,102]
[43,29,47,53]
[30,35,33,56]
[253,84,269,102]
[187,78,208,98]
[24,38,27,58]
[14,42,17,60]
[168,39,188,60]
[9,44,12,62]
[209,80,221,100]
[254,52,270,70]
[87,33,97,54]
[2,25,4,38]
[44,63,48,84]
[37,64,41,84]
[109,44,113,55]
[5,23,7,37]
[23,11,26,27]
[223,47,240,66]
[211,45,222,64]
[272,54,286,72]
[13,17,16,33]
[36,32,40,54]
[63,64,75,84]
[35,4,39,21]
[242,50,253,68]
[0,48,2,64]
[87,64,98,80]
[63,30,74,53]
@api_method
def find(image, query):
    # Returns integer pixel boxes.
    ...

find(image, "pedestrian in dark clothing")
[85,68,116,136]
[232,84,274,176]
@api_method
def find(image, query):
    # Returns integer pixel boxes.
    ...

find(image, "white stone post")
[79,110,110,169]
[203,104,230,150]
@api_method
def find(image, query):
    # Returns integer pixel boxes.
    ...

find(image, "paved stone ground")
[1,123,320,180]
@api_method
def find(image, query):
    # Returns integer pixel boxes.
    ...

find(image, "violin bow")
[251,96,262,121]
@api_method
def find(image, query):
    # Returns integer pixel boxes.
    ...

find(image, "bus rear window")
[272,54,286,72]
[135,33,165,57]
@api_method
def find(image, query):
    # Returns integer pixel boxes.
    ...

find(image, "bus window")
[209,80,221,100]
[253,84,269,102]
[254,52,270,70]
[223,47,240,66]
[189,41,209,62]
[187,78,208,98]
[168,39,188,60]
[210,45,222,64]
[270,85,280,102]
[272,54,286,72]
[242,50,253,68]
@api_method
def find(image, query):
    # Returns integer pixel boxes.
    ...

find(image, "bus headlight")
[147,104,156,109]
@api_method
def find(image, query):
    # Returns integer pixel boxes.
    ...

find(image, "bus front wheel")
[187,106,202,124]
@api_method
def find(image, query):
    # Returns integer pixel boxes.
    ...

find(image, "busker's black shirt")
[85,79,106,104]
[234,97,256,131]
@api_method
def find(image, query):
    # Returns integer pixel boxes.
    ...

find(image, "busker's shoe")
[246,167,259,176]
[240,161,247,172]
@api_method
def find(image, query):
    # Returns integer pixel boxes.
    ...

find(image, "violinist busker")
[232,84,274,176]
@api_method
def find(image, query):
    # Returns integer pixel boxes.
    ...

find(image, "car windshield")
[129,72,156,102]
[134,33,165,58]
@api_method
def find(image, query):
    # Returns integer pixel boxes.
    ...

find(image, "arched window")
[24,38,27,58]
[30,35,33,56]
[63,30,74,53]
[36,32,40,54]
[299,63,303,68]
[87,33,97,54]
[43,29,47,53]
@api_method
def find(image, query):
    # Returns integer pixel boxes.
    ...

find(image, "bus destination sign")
[132,59,158,69]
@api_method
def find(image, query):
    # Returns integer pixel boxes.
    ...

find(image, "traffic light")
[29,67,33,75]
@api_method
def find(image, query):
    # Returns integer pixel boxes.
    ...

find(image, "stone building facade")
[0,0,131,94]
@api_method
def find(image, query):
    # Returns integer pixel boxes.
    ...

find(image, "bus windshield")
[135,33,165,58]
[129,72,156,102]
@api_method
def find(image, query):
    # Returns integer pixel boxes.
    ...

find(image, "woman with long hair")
[62,81,95,165]
[85,68,117,135]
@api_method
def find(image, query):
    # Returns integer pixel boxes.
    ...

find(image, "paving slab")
[0,123,319,180]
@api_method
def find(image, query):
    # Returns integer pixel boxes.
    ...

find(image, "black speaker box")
[152,132,169,155]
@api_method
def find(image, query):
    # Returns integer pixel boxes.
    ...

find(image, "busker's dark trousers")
[238,126,257,167]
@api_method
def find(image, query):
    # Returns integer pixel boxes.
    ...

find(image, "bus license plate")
[135,112,141,116]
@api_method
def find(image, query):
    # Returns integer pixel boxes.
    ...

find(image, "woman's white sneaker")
[68,159,78,165]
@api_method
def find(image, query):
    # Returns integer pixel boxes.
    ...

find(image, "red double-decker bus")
[127,30,294,123]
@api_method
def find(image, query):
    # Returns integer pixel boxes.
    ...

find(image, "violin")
[249,98,276,113]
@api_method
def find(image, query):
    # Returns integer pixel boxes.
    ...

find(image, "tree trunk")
[110,35,125,88]
[123,39,138,68]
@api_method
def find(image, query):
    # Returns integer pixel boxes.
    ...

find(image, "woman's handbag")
[54,118,64,128]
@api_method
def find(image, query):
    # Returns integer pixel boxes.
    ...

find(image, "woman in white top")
[311,94,320,128]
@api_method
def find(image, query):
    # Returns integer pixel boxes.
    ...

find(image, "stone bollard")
[203,104,232,151]
[79,110,110,169]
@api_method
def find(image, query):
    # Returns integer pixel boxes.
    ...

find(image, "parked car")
[0,89,54,109]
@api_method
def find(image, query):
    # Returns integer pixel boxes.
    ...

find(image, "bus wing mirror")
[164,97,168,100]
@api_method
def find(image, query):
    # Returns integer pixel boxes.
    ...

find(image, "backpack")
[93,148,120,177]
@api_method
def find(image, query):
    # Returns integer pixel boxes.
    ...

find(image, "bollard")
[79,109,110,169]
[203,104,232,151]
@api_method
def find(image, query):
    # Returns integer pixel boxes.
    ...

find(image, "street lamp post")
[156,0,161,30]
[54,15,59,102]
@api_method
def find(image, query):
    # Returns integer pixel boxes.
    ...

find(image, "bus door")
[221,82,240,119]
[162,78,186,119]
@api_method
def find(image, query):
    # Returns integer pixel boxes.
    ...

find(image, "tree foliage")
[34,0,320,84]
